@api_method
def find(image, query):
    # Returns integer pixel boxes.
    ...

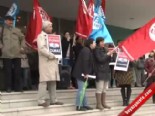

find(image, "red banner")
[25,0,50,50]
[118,83,155,116]
[119,18,155,61]
[75,0,94,38]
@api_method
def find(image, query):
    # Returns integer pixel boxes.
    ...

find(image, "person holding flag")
[144,51,155,104]
[93,37,114,110]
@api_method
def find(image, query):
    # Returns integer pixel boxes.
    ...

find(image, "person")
[144,51,155,103]
[37,20,63,107]
[135,56,145,87]
[115,61,134,106]
[0,16,25,92]
[93,37,114,110]
[72,39,96,111]
[61,31,73,66]
[72,36,83,88]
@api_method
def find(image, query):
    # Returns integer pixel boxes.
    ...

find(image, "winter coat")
[93,46,111,82]
[37,31,60,82]
[72,47,94,82]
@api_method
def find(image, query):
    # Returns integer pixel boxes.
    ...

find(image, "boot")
[101,92,111,109]
[121,87,126,106]
[152,94,155,104]
[95,93,103,110]
[126,87,132,106]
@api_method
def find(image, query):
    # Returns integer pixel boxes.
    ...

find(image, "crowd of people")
[0,16,155,111]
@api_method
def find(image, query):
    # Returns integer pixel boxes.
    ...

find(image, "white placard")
[47,34,62,59]
[114,50,129,71]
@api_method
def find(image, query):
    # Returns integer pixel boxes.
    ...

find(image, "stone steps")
[0,87,144,100]
[30,104,155,116]
[1,87,154,116]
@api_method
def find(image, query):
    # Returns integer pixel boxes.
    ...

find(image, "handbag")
[0,26,4,56]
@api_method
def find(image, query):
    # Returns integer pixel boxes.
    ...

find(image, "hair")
[96,37,104,45]
[84,38,94,48]
[42,20,52,30]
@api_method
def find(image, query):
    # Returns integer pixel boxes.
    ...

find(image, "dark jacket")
[61,37,73,59]
[72,47,94,81]
[93,46,111,81]
[73,43,83,61]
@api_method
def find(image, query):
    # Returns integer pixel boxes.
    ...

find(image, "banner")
[118,83,155,116]
[89,0,113,44]
[6,2,19,17]
[114,50,129,71]
[75,0,94,38]
[119,18,155,61]
[25,0,50,49]
[47,35,62,59]
[6,0,19,27]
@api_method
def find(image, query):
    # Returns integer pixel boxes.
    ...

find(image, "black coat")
[61,37,73,59]
[72,47,94,81]
[93,47,111,81]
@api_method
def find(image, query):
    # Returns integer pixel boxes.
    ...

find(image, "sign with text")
[48,35,62,59]
[114,50,129,71]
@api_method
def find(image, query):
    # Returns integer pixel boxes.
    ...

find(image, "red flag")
[119,18,155,61]
[101,0,106,13]
[25,0,50,49]
[75,0,94,39]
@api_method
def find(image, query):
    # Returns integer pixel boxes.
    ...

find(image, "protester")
[135,56,145,87]
[0,16,25,92]
[72,36,83,88]
[37,20,63,107]
[144,51,155,104]
[21,53,32,90]
[72,39,96,111]
[61,31,73,66]
[115,58,134,106]
[93,37,114,110]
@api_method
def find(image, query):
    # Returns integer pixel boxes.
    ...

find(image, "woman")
[72,39,96,111]
[93,37,114,110]
[115,57,134,106]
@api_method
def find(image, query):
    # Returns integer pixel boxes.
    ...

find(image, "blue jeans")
[62,58,70,66]
[76,79,88,107]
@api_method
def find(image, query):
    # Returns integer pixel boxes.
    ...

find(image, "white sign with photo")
[114,50,129,71]
[47,34,62,59]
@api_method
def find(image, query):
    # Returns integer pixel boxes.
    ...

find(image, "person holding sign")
[115,61,134,106]
[37,21,63,107]
[93,37,114,110]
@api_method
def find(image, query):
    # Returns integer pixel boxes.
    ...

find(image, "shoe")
[83,106,93,110]
[50,101,63,105]
[76,106,87,111]
[38,101,49,107]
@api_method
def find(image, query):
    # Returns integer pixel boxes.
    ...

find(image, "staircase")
[0,87,154,116]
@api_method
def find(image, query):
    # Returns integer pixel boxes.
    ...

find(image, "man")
[37,20,63,107]
[0,16,25,92]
